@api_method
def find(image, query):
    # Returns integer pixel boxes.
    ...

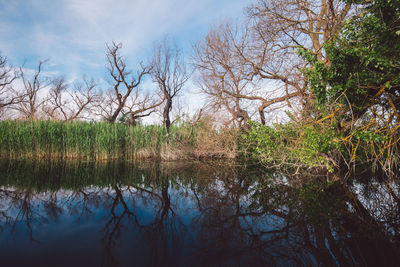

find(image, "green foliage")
[298,48,330,107]
[353,129,389,143]
[242,121,341,171]
[300,125,341,169]
[297,0,400,175]
[305,0,400,115]
[239,0,400,174]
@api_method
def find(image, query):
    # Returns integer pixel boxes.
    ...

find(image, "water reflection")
[0,159,398,266]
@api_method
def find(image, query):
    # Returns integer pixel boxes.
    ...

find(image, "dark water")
[0,159,399,267]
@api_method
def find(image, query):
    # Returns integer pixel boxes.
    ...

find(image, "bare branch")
[0,54,22,117]
[151,37,190,132]
[16,60,50,120]
[100,42,153,123]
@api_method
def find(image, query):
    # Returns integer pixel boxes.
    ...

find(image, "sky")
[0,0,252,82]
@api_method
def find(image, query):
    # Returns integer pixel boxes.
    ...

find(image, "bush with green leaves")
[242,121,342,171]
[298,0,400,176]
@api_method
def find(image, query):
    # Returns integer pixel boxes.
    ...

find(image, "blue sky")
[0,0,252,82]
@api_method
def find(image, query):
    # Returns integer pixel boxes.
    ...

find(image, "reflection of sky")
[0,181,290,266]
[0,164,399,266]
[352,180,400,237]
[0,187,190,265]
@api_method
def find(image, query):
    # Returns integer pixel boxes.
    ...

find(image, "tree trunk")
[258,105,266,125]
[163,96,172,133]
[109,105,123,123]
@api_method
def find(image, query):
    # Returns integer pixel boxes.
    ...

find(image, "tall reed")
[0,119,238,160]
[0,120,182,160]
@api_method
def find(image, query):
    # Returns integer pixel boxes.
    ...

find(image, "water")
[0,159,399,266]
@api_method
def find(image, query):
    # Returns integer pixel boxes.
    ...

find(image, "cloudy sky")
[0,0,251,81]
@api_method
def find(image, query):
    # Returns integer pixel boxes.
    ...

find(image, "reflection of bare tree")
[98,179,184,266]
[0,160,398,266]
[0,188,38,241]
[187,168,400,266]
[100,185,136,266]
[0,186,105,243]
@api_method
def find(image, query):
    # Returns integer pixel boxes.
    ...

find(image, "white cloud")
[0,0,252,122]
[1,0,249,74]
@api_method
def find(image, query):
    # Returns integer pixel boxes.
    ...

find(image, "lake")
[0,159,399,266]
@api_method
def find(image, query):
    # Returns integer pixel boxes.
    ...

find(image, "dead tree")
[102,42,153,123]
[16,60,49,120]
[44,76,100,121]
[243,0,354,118]
[248,0,353,63]
[193,25,252,128]
[194,1,355,125]
[0,54,21,117]
[125,90,164,126]
[151,39,189,133]
[43,77,68,119]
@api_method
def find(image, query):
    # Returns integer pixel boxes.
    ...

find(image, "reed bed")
[0,120,197,160]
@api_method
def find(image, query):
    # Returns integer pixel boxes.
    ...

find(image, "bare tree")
[194,1,356,126]
[101,42,157,123]
[243,0,354,117]
[43,76,68,120]
[44,76,100,121]
[151,39,190,133]
[248,0,353,63]
[195,22,302,126]
[0,54,21,117]
[193,24,253,127]
[69,77,101,120]
[124,89,164,126]
[16,60,49,120]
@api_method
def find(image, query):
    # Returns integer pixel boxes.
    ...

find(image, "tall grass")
[0,119,239,160]
[0,120,195,160]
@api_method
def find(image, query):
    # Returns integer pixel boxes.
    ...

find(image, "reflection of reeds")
[0,158,263,191]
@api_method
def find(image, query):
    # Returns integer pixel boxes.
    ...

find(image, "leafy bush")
[242,121,341,171]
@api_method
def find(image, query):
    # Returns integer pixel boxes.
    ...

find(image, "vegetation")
[305,0,400,176]
[1,2,399,266]
[0,0,399,180]
[242,0,400,179]
[0,118,237,160]
[242,121,341,173]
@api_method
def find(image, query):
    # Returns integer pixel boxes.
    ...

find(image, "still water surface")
[0,159,399,266]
